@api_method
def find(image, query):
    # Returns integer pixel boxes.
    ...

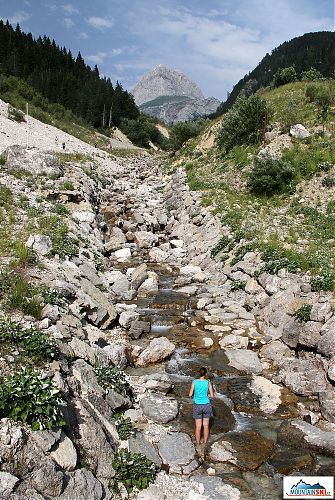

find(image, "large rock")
[59,469,104,500]
[278,419,335,456]
[139,373,172,394]
[79,263,102,287]
[319,390,335,423]
[140,394,178,423]
[103,343,129,368]
[268,446,314,475]
[0,472,19,497]
[134,231,159,248]
[129,320,151,340]
[136,337,175,366]
[131,263,148,290]
[105,227,126,252]
[290,124,310,139]
[192,476,241,500]
[26,234,52,256]
[50,432,77,471]
[30,458,64,497]
[5,145,63,177]
[318,330,335,356]
[209,431,274,471]
[225,349,262,374]
[158,432,197,474]
[79,278,117,329]
[128,433,161,467]
[279,358,329,396]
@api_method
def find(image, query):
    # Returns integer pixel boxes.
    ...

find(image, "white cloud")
[86,16,113,30]
[85,49,123,65]
[79,32,89,39]
[7,10,31,24]
[62,4,78,15]
[63,17,74,29]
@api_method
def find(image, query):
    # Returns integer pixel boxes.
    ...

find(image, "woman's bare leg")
[195,419,202,445]
[203,418,210,444]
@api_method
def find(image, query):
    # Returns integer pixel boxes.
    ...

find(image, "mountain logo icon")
[283,476,334,498]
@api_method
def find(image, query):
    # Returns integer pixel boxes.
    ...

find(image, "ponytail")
[199,367,207,377]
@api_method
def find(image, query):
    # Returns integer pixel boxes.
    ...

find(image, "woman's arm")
[208,381,214,399]
[188,381,194,397]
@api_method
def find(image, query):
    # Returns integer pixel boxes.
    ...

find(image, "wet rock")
[192,475,241,500]
[0,471,19,497]
[138,274,159,296]
[130,263,148,290]
[178,398,235,435]
[26,234,52,256]
[319,390,335,423]
[279,358,329,396]
[50,432,77,471]
[139,373,172,393]
[158,432,196,474]
[134,231,159,248]
[278,419,335,456]
[208,431,274,471]
[268,446,314,474]
[129,320,151,339]
[58,469,104,500]
[225,349,262,374]
[140,394,178,424]
[128,433,161,467]
[136,337,175,367]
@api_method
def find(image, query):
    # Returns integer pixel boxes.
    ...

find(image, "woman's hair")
[199,367,207,377]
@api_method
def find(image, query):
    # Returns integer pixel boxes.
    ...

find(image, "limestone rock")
[134,231,159,248]
[136,337,175,366]
[50,432,77,471]
[58,468,104,499]
[103,343,129,369]
[219,334,249,350]
[79,277,117,329]
[140,394,178,423]
[30,428,62,453]
[225,349,262,374]
[128,433,161,466]
[105,227,126,252]
[318,330,335,356]
[129,320,151,339]
[5,145,63,177]
[279,358,329,396]
[158,432,196,474]
[319,390,335,423]
[139,373,172,393]
[290,124,310,139]
[30,458,64,497]
[0,472,19,497]
[131,263,148,290]
[26,234,52,256]
[278,419,335,456]
[192,476,241,500]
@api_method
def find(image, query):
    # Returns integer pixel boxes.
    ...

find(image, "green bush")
[114,412,133,440]
[51,203,70,216]
[0,367,65,430]
[260,244,305,274]
[273,66,297,87]
[169,120,205,151]
[322,175,335,187]
[95,366,130,397]
[301,68,323,81]
[0,268,43,318]
[0,154,6,166]
[294,304,312,322]
[310,272,335,292]
[39,215,79,259]
[60,181,75,191]
[0,184,14,209]
[216,95,270,152]
[248,154,295,195]
[8,104,26,123]
[120,115,168,149]
[112,449,156,493]
[0,318,57,362]
[211,235,232,257]
[230,279,246,291]
[41,287,69,309]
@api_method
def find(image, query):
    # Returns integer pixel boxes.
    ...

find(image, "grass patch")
[38,214,79,259]
[0,268,43,318]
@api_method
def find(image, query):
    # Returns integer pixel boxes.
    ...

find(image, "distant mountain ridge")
[216,31,335,115]
[133,65,220,123]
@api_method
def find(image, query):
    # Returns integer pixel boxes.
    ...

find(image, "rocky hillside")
[0,92,335,499]
[132,65,220,123]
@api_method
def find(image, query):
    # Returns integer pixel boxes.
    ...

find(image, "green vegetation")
[310,272,335,292]
[114,412,134,440]
[294,304,312,322]
[8,104,25,122]
[211,235,232,256]
[273,66,297,87]
[38,214,79,259]
[230,280,247,291]
[120,115,168,149]
[0,318,57,363]
[248,154,295,195]
[95,366,130,397]
[169,120,206,151]
[216,95,270,152]
[0,367,65,431]
[301,67,323,81]
[112,449,156,493]
[0,268,43,318]
[60,180,75,191]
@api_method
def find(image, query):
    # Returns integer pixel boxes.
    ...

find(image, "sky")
[0,0,334,100]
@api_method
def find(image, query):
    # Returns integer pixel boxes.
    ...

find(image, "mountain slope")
[216,31,335,114]
[133,65,220,123]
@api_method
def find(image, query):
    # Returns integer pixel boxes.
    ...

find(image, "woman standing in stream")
[189,367,214,448]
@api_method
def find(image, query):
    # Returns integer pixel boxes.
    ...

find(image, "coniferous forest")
[0,20,139,127]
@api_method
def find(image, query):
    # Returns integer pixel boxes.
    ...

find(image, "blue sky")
[0,0,333,100]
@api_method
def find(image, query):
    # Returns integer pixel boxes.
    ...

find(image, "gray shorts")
[193,403,213,420]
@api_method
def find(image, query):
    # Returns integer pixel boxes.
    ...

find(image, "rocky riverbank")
[0,138,334,499]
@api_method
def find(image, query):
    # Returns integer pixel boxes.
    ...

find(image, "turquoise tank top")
[194,379,210,405]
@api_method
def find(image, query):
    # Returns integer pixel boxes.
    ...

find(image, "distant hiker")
[62,142,66,150]
[189,367,214,447]
[55,136,58,146]
[94,142,97,148]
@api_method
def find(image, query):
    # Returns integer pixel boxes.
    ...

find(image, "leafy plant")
[51,202,70,216]
[260,244,304,274]
[294,304,312,322]
[0,317,57,362]
[40,287,69,309]
[0,367,65,430]
[114,412,133,440]
[230,279,246,291]
[112,449,156,493]
[273,66,297,87]
[301,67,323,81]
[211,235,232,257]
[322,175,335,187]
[310,272,335,292]
[95,366,130,397]
[0,183,14,209]
[60,181,75,191]
[0,154,6,166]
[248,154,295,195]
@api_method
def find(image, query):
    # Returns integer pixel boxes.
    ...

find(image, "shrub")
[112,449,156,493]
[114,412,133,440]
[95,366,130,397]
[216,95,269,152]
[11,241,39,267]
[51,203,70,216]
[319,161,332,172]
[310,272,335,292]
[301,68,323,81]
[230,279,246,291]
[39,215,79,259]
[260,244,304,274]
[169,120,205,151]
[273,66,297,87]
[0,154,6,166]
[60,181,75,191]
[120,115,168,149]
[294,304,312,322]
[322,175,335,187]
[40,287,69,309]
[248,154,295,195]
[8,104,25,123]
[0,367,65,430]
[0,184,14,209]
[211,235,232,257]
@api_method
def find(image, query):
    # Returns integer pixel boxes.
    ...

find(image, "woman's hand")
[188,381,194,397]
[209,381,214,399]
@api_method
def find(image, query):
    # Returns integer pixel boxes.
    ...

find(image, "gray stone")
[259,340,292,364]
[71,359,104,396]
[119,309,140,328]
[59,469,104,500]
[128,433,161,467]
[30,428,62,452]
[79,277,117,329]
[105,227,127,252]
[79,263,103,287]
[30,458,64,497]
[41,304,60,323]
[139,373,172,393]
[130,263,148,290]
[26,234,52,256]
[299,321,322,348]
[134,231,159,248]
[319,390,335,423]
[129,320,151,339]
[51,432,77,471]
[258,274,281,295]
[103,343,129,368]
[69,338,108,366]
[192,476,241,500]
[140,394,178,423]
[5,145,63,177]
[136,337,175,367]
[158,432,196,473]
[279,419,335,456]
[318,330,335,356]
[279,358,329,396]
[225,349,262,374]
[282,318,302,348]
[290,124,310,139]
[0,472,19,497]
[310,302,332,322]
[321,316,335,336]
